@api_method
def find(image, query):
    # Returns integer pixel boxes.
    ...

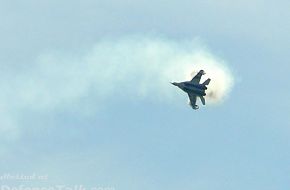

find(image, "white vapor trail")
[0,36,234,141]
[186,54,234,104]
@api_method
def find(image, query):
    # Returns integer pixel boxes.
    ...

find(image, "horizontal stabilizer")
[202,78,211,86]
[200,96,206,105]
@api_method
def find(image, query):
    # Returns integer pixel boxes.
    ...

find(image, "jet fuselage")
[171,69,211,110]
[173,82,206,96]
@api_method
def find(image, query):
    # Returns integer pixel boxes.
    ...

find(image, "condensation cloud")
[0,36,234,141]
[186,54,234,104]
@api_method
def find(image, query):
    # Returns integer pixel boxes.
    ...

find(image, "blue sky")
[0,0,290,189]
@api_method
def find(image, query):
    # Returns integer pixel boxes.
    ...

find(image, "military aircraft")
[171,70,211,110]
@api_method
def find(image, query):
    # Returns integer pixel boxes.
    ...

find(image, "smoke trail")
[19,37,233,107]
[83,37,234,105]
[0,36,234,141]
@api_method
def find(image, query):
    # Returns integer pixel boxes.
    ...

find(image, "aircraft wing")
[188,93,197,108]
[190,70,203,84]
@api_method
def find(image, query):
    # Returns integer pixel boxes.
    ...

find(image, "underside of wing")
[188,93,198,109]
[190,70,203,84]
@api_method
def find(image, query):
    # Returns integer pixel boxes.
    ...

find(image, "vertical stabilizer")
[202,78,211,86]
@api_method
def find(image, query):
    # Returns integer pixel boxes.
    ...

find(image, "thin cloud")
[0,36,234,141]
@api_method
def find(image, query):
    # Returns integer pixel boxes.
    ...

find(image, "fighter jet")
[171,70,211,110]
